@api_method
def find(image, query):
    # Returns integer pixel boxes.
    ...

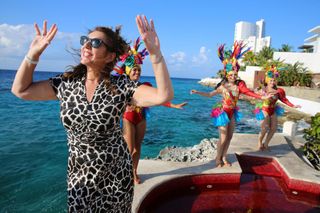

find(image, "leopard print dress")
[50,74,139,212]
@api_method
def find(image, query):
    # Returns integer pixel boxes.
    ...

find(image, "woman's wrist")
[149,51,163,64]
[25,51,40,65]
[24,55,39,65]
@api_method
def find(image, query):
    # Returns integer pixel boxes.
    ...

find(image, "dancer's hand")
[135,15,161,59]
[126,105,135,112]
[190,90,197,95]
[262,93,272,100]
[172,102,188,109]
[28,20,58,59]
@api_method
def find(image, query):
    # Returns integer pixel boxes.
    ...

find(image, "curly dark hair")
[63,26,129,93]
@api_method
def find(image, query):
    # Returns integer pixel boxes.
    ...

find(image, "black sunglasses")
[80,36,112,50]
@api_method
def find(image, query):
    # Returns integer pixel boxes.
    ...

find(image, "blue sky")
[0,0,319,79]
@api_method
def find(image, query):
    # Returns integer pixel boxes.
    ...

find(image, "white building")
[303,25,320,53]
[273,25,320,76]
[234,19,271,53]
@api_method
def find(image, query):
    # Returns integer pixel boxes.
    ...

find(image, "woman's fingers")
[34,23,41,36]
[143,15,150,31]
[42,20,47,36]
[150,19,155,32]
[34,21,57,40]
[32,21,57,48]
[136,15,155,34]
[47,24,58,42]
[136,15,144,35]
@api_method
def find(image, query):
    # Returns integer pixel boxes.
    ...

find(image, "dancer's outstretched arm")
[190,88,220,98]
[162,102,188,109]
[238,81,271,100]
[277,88,300,108]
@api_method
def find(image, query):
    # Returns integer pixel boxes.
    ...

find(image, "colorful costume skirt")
[211,103,243,127]
[254,103,284,120]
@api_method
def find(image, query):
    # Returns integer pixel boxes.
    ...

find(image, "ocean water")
[0,69,267,212]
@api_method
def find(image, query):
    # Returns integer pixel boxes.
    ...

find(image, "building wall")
[234,19,270,53]
[255,19,265,38]
[246,36,257,52]
[273,52,320,74]
[314,38,320,53]
[234,22,256,41]
[238,66,263,89]
[254,71,266,88]
[256,36,271,53]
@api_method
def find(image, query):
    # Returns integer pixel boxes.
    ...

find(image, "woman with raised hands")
[11,15,173,212]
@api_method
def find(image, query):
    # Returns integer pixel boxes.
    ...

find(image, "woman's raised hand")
[28,20,58,59]
[135,15,160,57]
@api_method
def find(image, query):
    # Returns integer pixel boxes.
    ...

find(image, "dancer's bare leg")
[222,117,235,166]
[216,126,228,167]
[123,119,136,154]
[132,119,146,184]
[263,114,277,151]
[258,112,270,151]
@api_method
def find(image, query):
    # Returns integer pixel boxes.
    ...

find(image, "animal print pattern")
[50,74,139,212]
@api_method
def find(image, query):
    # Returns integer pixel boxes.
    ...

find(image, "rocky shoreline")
[198,77,221,87]
[153,138,218,162]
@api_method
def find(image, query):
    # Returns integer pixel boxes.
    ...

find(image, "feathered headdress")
[114,37,149,75]
[217,41,250,77]
[264,65,283,83]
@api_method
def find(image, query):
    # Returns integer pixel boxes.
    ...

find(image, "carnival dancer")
[191,41,270,167]
[115,37,187,184]
[254,65,300,151]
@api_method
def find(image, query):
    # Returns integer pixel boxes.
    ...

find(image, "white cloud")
[0,24,34,56]
[0,23,80,57]
[168,51,186,65]
[192,46,210,66]
[0,23,81,71]
[165,51,187,72]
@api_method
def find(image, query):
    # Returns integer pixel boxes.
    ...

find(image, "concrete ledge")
[229,133,319,184]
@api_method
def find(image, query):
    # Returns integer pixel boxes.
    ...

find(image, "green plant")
[277,62,313,87]
[242,51,258,66]
[256,46,274,65]
[217,69,225,78]
[303,112,320,170]
[297,67,313,87]
[278,44,293,52]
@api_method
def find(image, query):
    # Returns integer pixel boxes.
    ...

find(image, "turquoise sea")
[0,69,268,212]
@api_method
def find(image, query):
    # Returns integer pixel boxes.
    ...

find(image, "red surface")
[138,155,320,213]
[237,155,320,197]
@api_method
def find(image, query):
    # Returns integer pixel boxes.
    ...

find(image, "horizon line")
[0,68,204,80]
